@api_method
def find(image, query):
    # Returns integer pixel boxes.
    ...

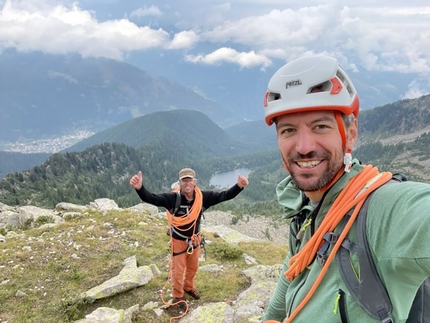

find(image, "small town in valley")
[2,130,94,154]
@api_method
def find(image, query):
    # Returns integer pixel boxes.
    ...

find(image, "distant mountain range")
[1,48,417,148]
[0,109,278,182]
[358,94,430,141]
[0,49,242,144]
[127,50,416,121]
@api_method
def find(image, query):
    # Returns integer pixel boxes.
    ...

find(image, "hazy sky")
[1,0,430,98]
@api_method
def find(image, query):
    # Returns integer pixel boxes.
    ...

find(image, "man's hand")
[130,171,143,190]
[237,174,249,188]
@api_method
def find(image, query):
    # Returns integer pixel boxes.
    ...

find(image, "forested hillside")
[355,131,430,182]
[0,142,286,217]
[358,94,430,140]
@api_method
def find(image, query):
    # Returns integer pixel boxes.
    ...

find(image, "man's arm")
[202,174,249,208]
[129,170,175,209]
[202,185,242,208]
[262,255,291,322]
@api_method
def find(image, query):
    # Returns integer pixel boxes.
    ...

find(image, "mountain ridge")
[64,109,258,156]
[0,49,241,143]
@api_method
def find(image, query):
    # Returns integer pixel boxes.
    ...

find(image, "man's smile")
[296,160,323,168]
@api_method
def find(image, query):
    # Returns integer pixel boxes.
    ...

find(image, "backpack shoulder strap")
[337,185,394,322]
[337,193,393,322]
[338,174,430,323]
[171,190,181,215]
[170,190,205,215]
[166,191,182,236]
[407,277,430,323]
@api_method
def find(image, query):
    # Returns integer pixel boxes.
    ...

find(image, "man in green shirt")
[261,56,430,323]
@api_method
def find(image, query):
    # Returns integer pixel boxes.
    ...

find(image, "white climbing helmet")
[263,55,359,126]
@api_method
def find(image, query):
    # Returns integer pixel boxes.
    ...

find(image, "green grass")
[0,209,287,323]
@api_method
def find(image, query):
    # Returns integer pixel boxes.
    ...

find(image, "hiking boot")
[184,288,201,300]
[172,297,187,310]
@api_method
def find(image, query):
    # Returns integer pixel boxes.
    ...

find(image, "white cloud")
[402,75,430,99]
[1,0,430,72]
[130,5,163,18]
[184,47,272,68]
[166,30,198,49]
[0,0,170,59]
[191,3,430,72]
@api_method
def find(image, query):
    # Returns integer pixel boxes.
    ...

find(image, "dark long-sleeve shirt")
[135,184,243,240]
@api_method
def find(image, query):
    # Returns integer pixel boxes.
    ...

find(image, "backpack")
[331,176,430,323]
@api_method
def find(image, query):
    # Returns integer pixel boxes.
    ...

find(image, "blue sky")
[1,0,430,115]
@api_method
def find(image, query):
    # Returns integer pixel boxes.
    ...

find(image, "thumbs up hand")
[237,174,249,188]
[130,171,143,189]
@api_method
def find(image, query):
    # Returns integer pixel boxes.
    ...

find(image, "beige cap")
[179,168,196,180]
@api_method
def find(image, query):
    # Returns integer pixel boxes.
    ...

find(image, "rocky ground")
[202,210,289,246]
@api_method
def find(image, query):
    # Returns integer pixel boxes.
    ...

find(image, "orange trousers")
[171,237,201,298]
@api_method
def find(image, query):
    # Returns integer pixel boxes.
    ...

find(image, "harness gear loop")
[187,243,194,254]
[171,233,202,257]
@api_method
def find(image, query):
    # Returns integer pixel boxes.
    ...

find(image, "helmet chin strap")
[317,112,352,193]
[282,158,290,174]
[317,167,344,194]
[334,111,353,173]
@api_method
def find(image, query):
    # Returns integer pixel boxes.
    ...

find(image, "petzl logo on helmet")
[285,80,302,89]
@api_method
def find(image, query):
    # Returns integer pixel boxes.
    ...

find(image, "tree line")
[0,142,286,218]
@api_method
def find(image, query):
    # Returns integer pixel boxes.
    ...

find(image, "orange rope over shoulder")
[285,165,392,323]
[166,186,203,230]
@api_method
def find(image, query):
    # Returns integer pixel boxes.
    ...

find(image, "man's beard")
[287,151,343,192]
